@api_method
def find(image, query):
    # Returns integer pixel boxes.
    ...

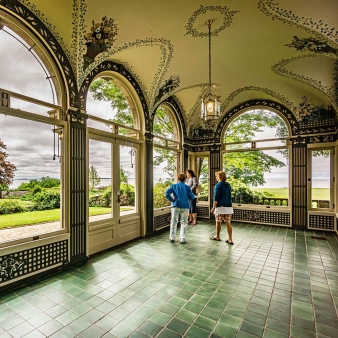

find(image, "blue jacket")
[165,181,196,209]
[213,181,232,207]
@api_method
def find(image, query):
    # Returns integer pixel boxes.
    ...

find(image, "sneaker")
[170,239,175,242]
[180,239,186,244]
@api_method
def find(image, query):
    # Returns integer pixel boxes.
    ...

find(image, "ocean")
[9,177,330,189]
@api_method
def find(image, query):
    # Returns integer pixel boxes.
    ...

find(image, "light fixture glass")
[201,19,221,121]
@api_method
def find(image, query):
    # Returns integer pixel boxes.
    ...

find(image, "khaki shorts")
[215,214,232,222]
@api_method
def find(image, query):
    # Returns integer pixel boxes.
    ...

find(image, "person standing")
[166,173,196,244]
[210,171,234,244]
[185,169,198,225]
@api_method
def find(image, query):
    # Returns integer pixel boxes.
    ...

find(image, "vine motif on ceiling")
[167,83,209,125]
[286,36,338,55]
[214,99,300,143]
[185,5,240,38]
[18,0,76,71]
[220,86,295,116]
[155,75,180,103]
[79,37,174,112]
[272,55,338,104]
[258,0,338,47]
[83,16,118,70]
[293,96,333,122]
[4,0,79,107]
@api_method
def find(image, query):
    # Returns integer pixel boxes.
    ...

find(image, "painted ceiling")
[1,0,338,128]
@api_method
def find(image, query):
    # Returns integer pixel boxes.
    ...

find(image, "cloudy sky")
[0,26,169,187]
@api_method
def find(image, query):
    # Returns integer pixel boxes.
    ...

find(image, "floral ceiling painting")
[83,16,118,69]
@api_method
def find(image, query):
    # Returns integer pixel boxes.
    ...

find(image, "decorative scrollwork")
[0,257,25,278]
[67,109,88,124]
[185,5,240,38]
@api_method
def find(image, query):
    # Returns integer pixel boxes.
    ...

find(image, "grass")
[0,207,111,229]
[253,188,329,200]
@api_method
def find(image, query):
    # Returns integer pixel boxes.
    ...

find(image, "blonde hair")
[216,171,226,181]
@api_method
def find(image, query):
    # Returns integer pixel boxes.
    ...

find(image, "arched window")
[0,22,66,245]
[86,75,142,222]
[153,104,181,209]
[85,72,143,252]
[222,109,290,207]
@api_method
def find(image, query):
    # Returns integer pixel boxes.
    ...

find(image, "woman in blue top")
[210,171,234,244]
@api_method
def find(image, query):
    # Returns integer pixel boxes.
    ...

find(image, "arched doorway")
[85,74,145,254]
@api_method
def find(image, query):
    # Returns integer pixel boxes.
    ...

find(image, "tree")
[0,138,16,191]
[120,166,129,184]
[90,78,133,130]
[89,165,101,190]
[223,110,287,187]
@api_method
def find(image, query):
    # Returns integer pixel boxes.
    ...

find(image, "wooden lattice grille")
[0,240,68,284]
[70,123,87,263]
[309,215,335,230]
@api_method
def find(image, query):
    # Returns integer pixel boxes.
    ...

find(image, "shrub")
[102,187,112,207]
[120,183,135,206]
[0,200,25,214]
[154,182,171,209]
[32,190,60,210]
[32,185,42,195]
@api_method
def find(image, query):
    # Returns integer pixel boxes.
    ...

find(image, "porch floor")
[1,220,338,337]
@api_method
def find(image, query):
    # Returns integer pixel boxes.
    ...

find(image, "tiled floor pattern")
[1,221,338,338]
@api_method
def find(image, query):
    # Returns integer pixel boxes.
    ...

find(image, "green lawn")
[253,188,329,200]
[0,207,111,229]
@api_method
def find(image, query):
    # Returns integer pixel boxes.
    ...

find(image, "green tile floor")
[1,220,338,337]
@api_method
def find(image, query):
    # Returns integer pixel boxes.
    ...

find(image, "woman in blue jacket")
[210,171,234,244]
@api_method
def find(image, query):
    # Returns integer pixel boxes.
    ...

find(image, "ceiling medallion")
[185,5,239,38]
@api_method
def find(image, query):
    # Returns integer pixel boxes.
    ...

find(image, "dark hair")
[185,169,196,178]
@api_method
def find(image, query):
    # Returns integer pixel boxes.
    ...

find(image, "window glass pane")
[88,139,112,221]
[223,109,288,143]
[153,107,174,139]
[223,149,289,206]
[225,139,286,150]
[197,157,209,202]
[311,150,331,209]
[0,28,56,105]
[87,78,135,134]
[153,147,176,209]
[120,145,137,215]
[0,114,62,243]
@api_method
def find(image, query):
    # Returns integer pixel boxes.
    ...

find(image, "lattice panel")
[309,215,335,230]
[233,209,290,225]
[196,206,210,218]
[154,213,171,229]
[70,123,87,263]
[0,240,68,284]
[299,118,335,129]
[292,142,307,229]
